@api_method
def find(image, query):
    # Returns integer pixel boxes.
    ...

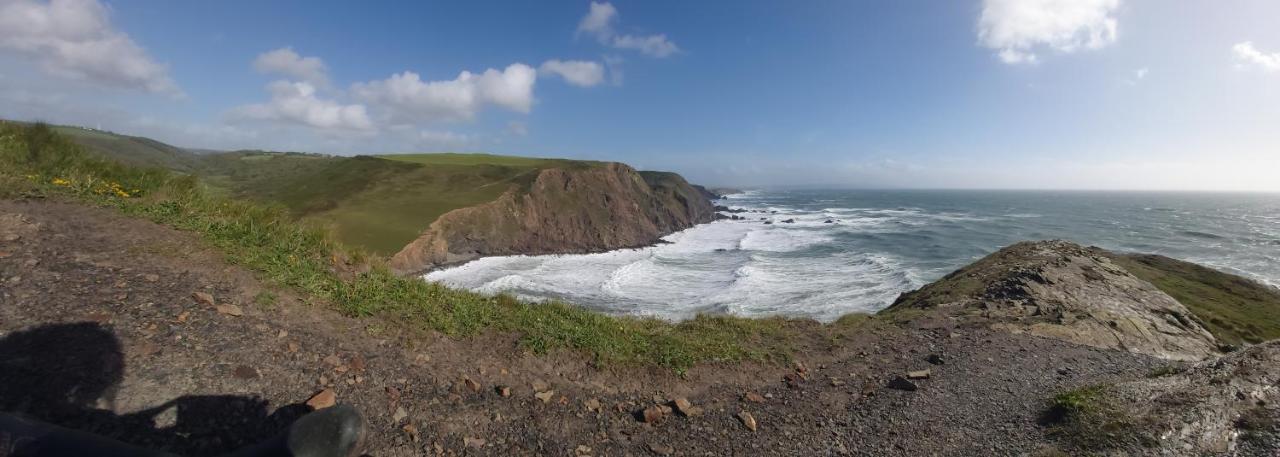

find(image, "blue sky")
[2,0,1279,190]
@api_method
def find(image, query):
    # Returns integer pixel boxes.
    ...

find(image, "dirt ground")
[0,198,1164,456]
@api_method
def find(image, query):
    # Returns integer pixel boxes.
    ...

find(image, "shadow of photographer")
[0,322,310,456]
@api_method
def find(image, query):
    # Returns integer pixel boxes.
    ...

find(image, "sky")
[2,0,1279,191]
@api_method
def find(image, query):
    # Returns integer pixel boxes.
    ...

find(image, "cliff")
[888,240,1221,361]
[389,162,717,275]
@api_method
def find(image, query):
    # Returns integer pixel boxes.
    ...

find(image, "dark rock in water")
[714,248,727,252]
[715,205,730,212]
[886,376,917,391]
[824,219,834,224]
[763,221,773,225]
[759,217,766,221]
[770,210,778,214]
[781,219,795,224]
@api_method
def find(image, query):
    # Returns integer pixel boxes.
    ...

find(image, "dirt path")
[0,199,1163,456]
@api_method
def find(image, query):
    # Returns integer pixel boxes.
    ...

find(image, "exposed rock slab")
[889,240,1219,361]
[1090,340,1280,455]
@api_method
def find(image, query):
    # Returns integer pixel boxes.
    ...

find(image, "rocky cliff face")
[889,240,1220,361]
[389,163,716,275]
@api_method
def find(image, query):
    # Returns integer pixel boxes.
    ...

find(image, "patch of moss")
[1044,385,1156,452]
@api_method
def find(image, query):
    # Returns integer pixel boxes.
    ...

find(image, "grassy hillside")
[0,121,814,372]
[47,126,609,255]
[1109,253,1280,346]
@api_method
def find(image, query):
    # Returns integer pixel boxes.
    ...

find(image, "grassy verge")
[1,122,836,372]
[1110,253,1280,347]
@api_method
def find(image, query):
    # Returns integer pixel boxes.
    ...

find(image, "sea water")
[425,190,1280,322]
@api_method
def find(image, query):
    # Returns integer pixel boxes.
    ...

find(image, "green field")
[45,129,607,255]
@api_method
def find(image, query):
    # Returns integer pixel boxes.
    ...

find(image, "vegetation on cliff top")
[1108,253,1280,346]
[1,121,843,372]
[52,125,611,255]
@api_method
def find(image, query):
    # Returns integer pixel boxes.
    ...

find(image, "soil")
[0,198,1170,456]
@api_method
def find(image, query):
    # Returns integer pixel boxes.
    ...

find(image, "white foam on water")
[424,213,926,322]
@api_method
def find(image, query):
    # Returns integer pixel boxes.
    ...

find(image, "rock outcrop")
[1067,341,1280,454]
[389,163,716,275]
[889,240,1219,361]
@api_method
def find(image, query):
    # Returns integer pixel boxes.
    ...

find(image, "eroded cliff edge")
[389,162,716,275]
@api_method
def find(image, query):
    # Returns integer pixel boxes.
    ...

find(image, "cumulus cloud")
[1233,41,1280,72]
[539,59,605,87]
[254,47,329,86]
[229,81,373,130]
[576,1,680,58]
[0,0,180,94]
[978,0,1120,64]
[351,63,536,122]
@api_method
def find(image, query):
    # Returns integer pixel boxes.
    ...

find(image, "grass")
[0,121,821,372]
[50,128,614,255]
[1044,385,1154,451]
[1109,253,1280,346]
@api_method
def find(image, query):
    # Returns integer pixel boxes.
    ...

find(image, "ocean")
[424,190,1280,322]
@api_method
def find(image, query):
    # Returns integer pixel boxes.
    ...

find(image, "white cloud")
[612,34,679,58]
[229,81,373,130]
[254,47,329,86]
[352,63,536,122]
[978,0,1120,64]
[539,59,605,87]
[577,1,617,37]
[0,0,180,94]
[1233,41,1280,72]
[576,2,680,58]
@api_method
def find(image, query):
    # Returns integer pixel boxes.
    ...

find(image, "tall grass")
[0,121,828,372]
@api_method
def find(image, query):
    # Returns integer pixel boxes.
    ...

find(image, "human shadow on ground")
[0,322,311,456]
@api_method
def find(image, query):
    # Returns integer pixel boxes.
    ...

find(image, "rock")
[824,219,834,224]
[672,397,701,416]
[887,240,1219,361]
[641,405,667,423]
[743,392,766,403]
[907,369,931,380]
[392,406,408,423]
[323,354,343,367]
[926,354,945,365]
[830,378,846,387]
[462,377,481,393]
[784,372,804,388]
[192,291,215,306]
[232,365,258,379]
[385,386,401,403]
[737,411,758,431]
[277,329,288,339]
[575,445,592,456]
[887,376,918,391]
[497,386,511,397]
[402,424,419,443]
[215,304,243,316]
[534,390,556,403]
[2,234,20,242]
[306,389,336,409]
[584,398,601,412]
[647,442,675,456]
[143,274,159,282]
[348,355,366,371]
[464,437,485,448]
[531,380,550,391]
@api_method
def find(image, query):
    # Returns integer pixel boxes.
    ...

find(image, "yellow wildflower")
[51,177,70,186]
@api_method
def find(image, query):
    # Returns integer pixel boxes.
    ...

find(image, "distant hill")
[51,124,715,261]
